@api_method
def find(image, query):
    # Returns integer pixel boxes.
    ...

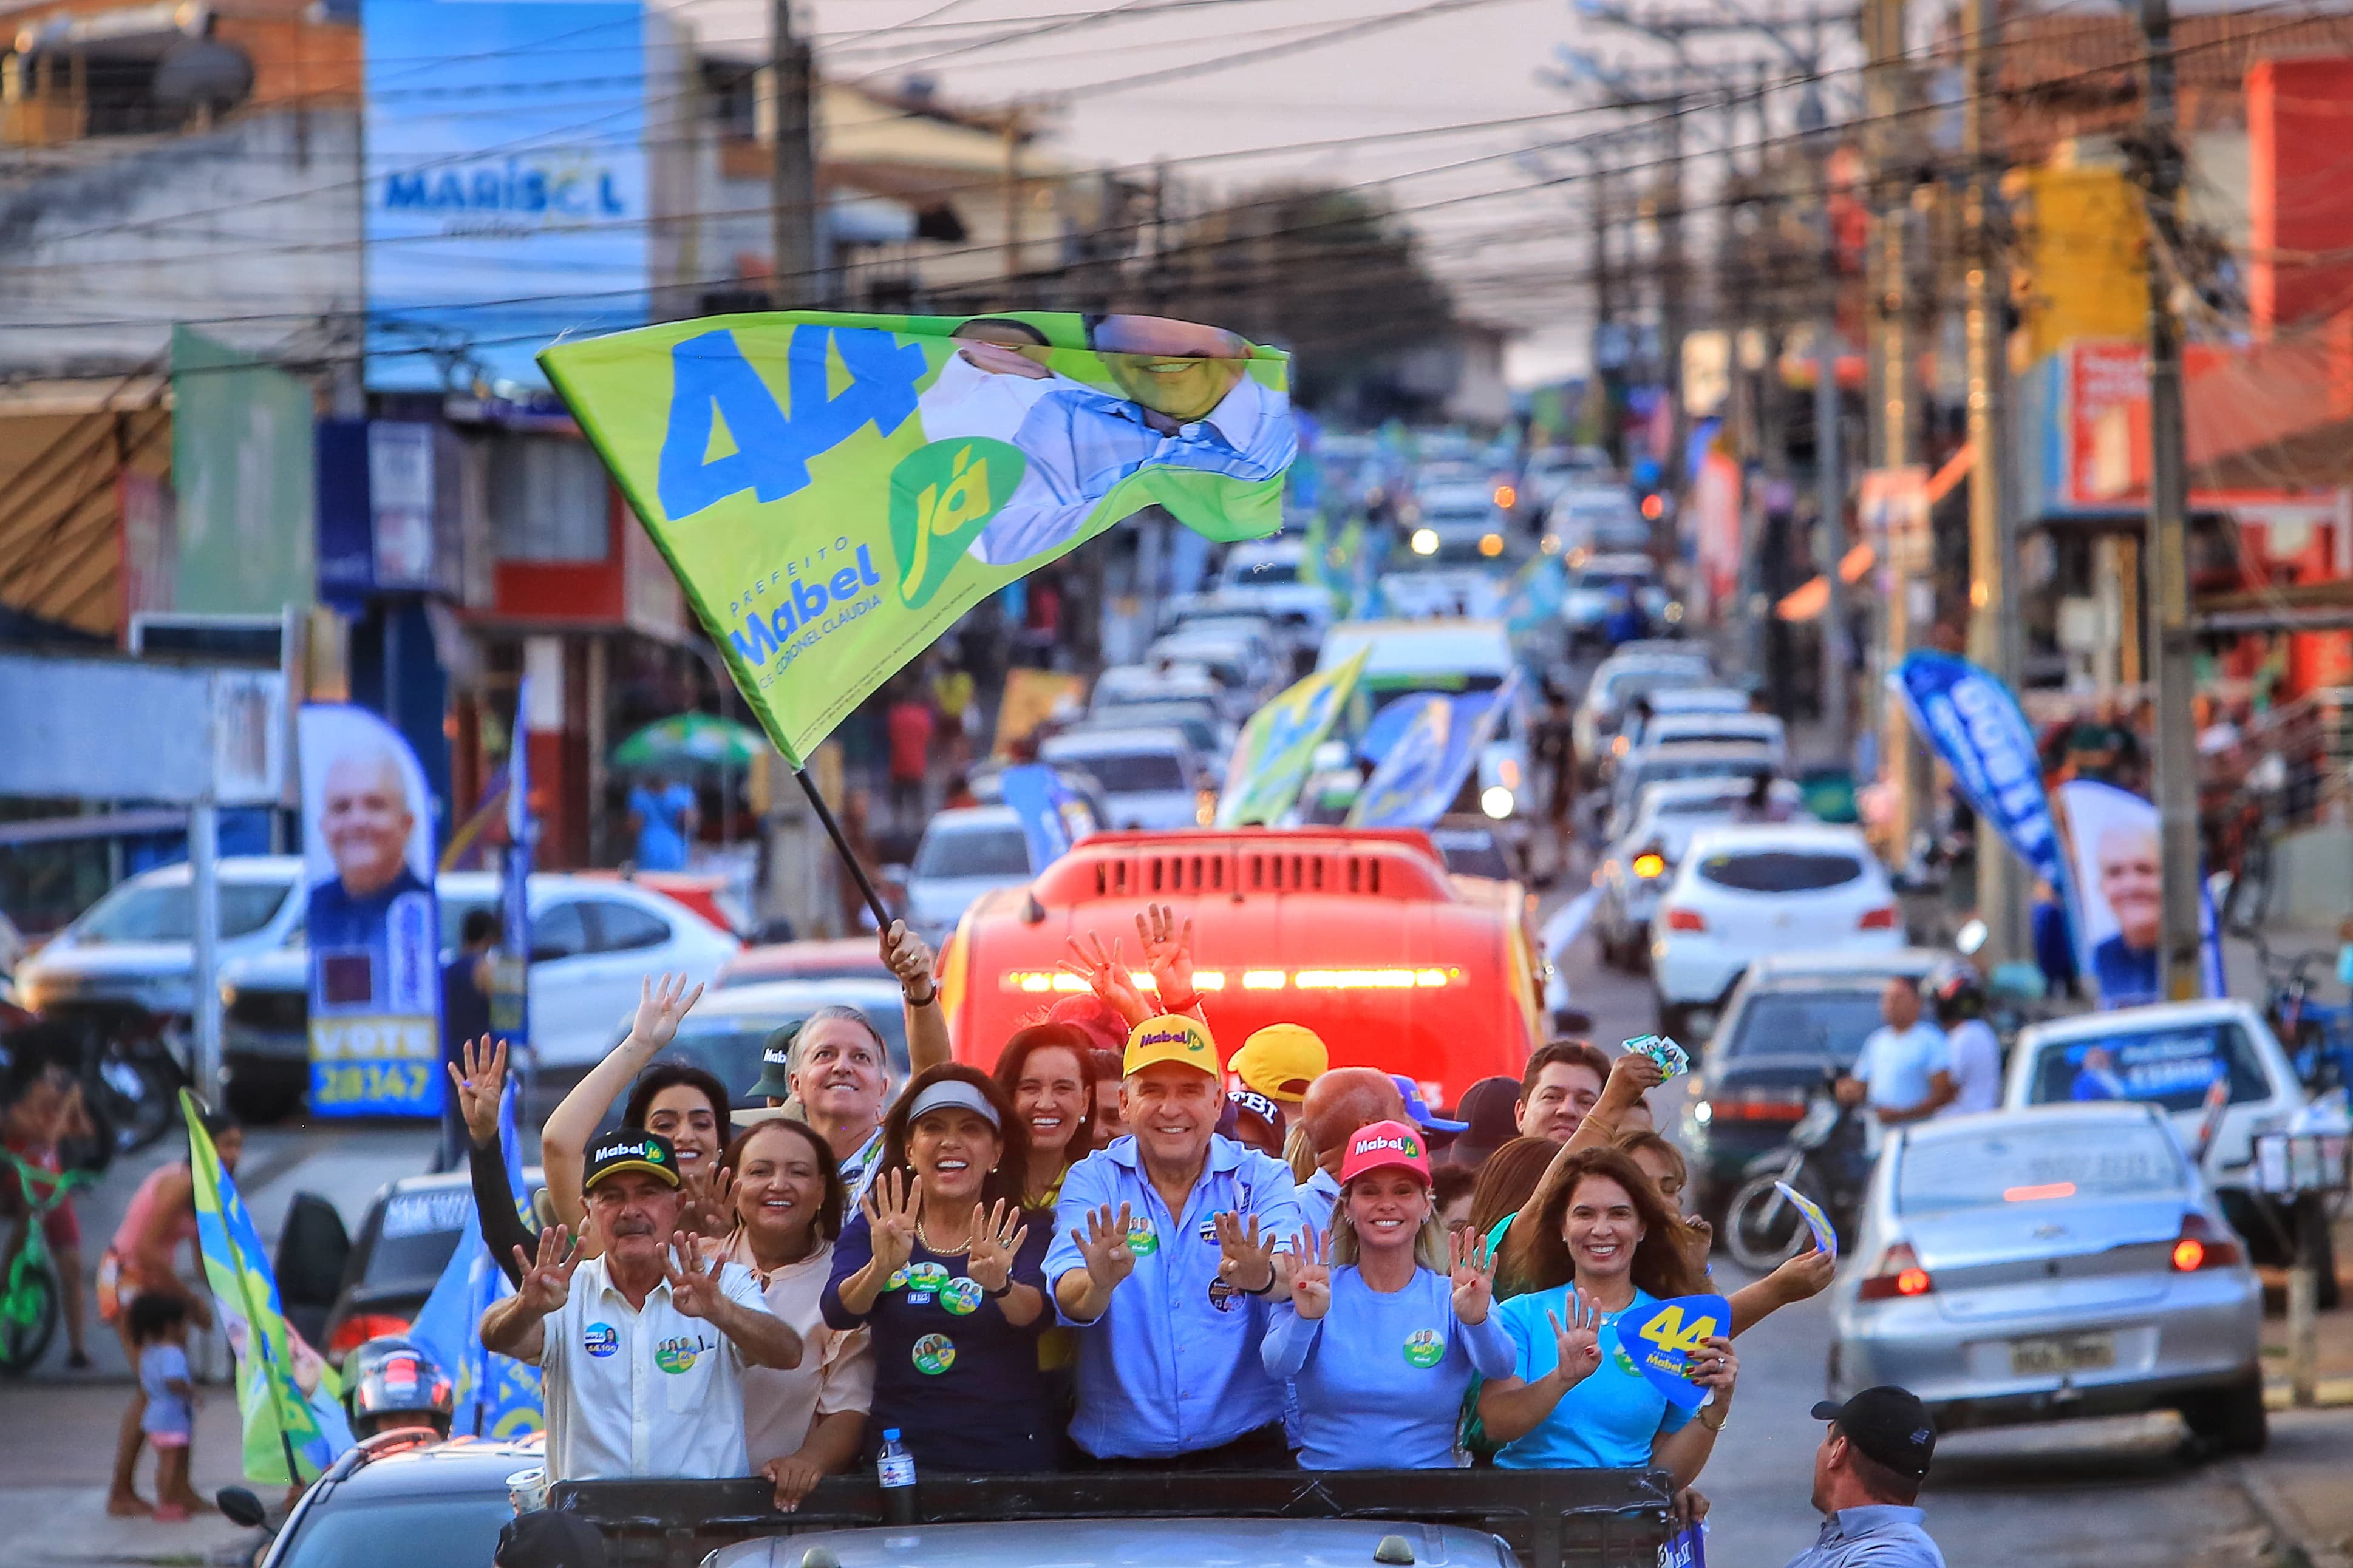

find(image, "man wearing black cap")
[480,1130,800,1482]
[1785,1387,1946,1568]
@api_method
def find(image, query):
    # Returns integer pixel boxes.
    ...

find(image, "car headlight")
[1663,600,1685,623]
[1480,786,1514,820]
[1478,532,1504,558]
[1411,528,1439,556]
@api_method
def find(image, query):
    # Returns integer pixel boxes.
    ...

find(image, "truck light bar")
[998,968,1461,994]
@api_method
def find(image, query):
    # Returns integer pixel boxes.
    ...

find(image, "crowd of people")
[412,897,1950,1567]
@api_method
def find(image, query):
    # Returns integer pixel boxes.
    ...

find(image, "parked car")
[903,806,1040,950]
[1649,824,1904,1040]
[228,1431,542,1568]
[278,1164,544,1359]
[1675,948,1945,1221]
[1039,727,1208,832]
[1828,1102,2266,1454]
[217,871,738,1121]
[1591,778,1812,971]
[2004,999,2332,1283]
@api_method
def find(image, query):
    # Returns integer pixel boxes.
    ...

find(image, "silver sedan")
[1827,1102,2266,1454]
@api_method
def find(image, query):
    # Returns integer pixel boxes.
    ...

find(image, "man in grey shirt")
[1783,1387,1947,1568]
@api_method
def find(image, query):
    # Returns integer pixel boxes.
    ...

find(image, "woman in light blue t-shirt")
[1262,1120,1516,1470]
[1478,1146,1737,1487]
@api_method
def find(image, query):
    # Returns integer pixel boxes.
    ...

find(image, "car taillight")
[1858,1241,1933,1300]
[328,1312,413,1356]
[2171,1213,2242,1271]
[1856,906,1900,931]
[1703,1085,1810,1123]
[1632,854,1666,880]
[1665,907,1706,932]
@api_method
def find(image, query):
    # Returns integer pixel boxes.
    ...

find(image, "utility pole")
[2137,0,2202,1000]
[1657,94,1689,500]
[1001,102,1029,283]
[1817,215,1849,762]
[1964,0,2026,961]
[767,0,818,306]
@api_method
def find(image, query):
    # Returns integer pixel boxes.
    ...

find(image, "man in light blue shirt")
[1783,1387,1946,1568]
[1836,976,1955,1153]
[1048,1013,1301,1465]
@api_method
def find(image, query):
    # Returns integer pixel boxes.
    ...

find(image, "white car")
[1145,630,1279,718]
[1040,726,1208,831]
[1639,711,1788,768]
[1549,487,1652,553]
[902,806,1040,951]
[1591,778,1812,971]
[1213,539,1333,645]
[1572,654,1716,778]
[2003,999,2329,1278]
[1316,619,1534,827]
[1563,552,1670,643]
[16,855,307,1025]
[1604,740,1780,844]
[1378,568,1505,620]
[1649,824,1903,1038]
[216,870,741,1116]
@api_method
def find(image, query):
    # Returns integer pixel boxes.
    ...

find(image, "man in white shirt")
[1836,977,1956,1152]
[480,1130,800,1481]
[1926,966,2002,1118]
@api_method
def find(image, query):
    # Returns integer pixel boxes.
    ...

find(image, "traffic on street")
[5,3,2353,1567]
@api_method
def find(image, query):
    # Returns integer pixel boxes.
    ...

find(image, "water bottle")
[877,1428,917,1525]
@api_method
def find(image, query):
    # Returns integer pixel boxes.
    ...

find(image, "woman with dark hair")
[822,1065,1055,1473]
[992,1024,1094,1203]
[1478,1147,1735,1485]
[704,1118,874,1509]
[540,974,718,1250]
[1466,1136,1566,1260]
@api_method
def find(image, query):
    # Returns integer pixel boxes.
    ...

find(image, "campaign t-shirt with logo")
[1491,1284,1694,1470]
[820,1208,1055,1473]
[531,1251,776,1482]
[1261,1265,1517,1470]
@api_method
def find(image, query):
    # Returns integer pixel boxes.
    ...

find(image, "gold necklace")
[913,1211,972,1255]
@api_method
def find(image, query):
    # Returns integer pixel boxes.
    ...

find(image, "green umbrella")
[612,712,764,770]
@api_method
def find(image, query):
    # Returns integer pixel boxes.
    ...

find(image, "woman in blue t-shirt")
[822,1065,1057,1473]
[1262,1119,1516,1469]
[1477,1147,1735,1487]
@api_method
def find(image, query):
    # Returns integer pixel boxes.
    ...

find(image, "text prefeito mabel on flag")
[541,311,1298,764]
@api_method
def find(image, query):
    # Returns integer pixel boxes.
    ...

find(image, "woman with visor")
[822,1065,1057,1473]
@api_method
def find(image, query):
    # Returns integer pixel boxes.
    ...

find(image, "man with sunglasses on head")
[972,314,1298,566]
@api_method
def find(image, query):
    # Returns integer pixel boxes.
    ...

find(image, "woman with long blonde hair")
[1262,1121,1514,1470]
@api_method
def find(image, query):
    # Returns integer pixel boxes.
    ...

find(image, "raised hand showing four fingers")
[1289,1228,1333,1320]
[1448,1226,1497,1325]
[1547,1286,1604,1387]
[1072,1202,1139,1290]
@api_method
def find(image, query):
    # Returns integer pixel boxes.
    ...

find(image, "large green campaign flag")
[541,311,1298,765]
[1215,647,1370,827]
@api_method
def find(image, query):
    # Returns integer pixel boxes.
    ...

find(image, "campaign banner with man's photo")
[298,705,443,1118]
[540,311,1298,765]
[2055,779,2224,1008]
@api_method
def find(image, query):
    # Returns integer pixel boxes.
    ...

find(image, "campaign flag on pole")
[539,311,1297,767]
[1215,647,1371,827]
[298,704,443,1118]
[1891,651,2074,901]
[998,763,1098,872]
[408,1084,543,1438]
[2054,779,2225,1008]
[181,1091,354,1484]
[1350,676,1517,829]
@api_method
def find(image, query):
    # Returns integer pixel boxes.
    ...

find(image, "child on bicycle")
[2,1057,91,1369]
[128,1292,204,1520]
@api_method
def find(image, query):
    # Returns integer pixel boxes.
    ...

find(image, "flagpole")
[793,767,891,928]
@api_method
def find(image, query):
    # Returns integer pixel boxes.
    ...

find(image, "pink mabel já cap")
[1340,1119,1432,1186]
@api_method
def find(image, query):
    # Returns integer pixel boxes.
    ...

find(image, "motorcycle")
[1723,1067,1869,1272]
[56,1005,186,1171]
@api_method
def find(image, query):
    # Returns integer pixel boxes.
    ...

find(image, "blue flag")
[998,763,1097,872]
[1892,653,2072,898]
[408,1084,543,1439]
[1349,675,1516,829]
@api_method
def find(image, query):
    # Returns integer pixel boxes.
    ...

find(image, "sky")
[661,0,1856,385]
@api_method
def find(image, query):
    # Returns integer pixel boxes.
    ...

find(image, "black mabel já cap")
[1810,1386,1937,1478]
[584,1129,681,1192]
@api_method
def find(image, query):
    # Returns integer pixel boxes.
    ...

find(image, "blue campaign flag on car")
[408,1084,542,1439]
[1892,652,2074,901]
[1350,676,1516,829]
[998,764,1097,872]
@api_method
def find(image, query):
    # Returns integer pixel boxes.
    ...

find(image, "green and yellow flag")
[1214,647,1371,827]
[540,311,1297,765]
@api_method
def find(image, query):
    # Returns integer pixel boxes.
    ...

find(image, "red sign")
[2068,341,2150,506]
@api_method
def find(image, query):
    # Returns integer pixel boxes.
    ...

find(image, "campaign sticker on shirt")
[1197,1220,1221,1244]
[911,1333,956,1375]
[1402,1328,1445,1368]
[1206,1278,1242,1313]
[584,1323,619,1359]
[655,1334,704,1375]
[1126,1221,1160,1257]
[940,1277,985,1316]
[885,1266,911,1292]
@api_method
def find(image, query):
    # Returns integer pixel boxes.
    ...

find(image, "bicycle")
[1724,1067,1870,1272]
[1,1147,95,1374]
[2240,926,2353,1097]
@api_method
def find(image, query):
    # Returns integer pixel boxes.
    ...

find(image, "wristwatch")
[984,1277,1013,1299]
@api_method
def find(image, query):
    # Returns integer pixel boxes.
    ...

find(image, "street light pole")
[1964,0,2026,962]
[2136,0,2204,999]
[768,0,819,305]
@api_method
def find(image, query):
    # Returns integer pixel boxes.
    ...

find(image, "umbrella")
[612,713,764,770]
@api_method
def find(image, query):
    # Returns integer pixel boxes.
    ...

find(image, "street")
[7,903,2349,1568]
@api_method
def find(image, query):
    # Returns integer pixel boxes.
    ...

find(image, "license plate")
[2009,1334,2115,1376]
